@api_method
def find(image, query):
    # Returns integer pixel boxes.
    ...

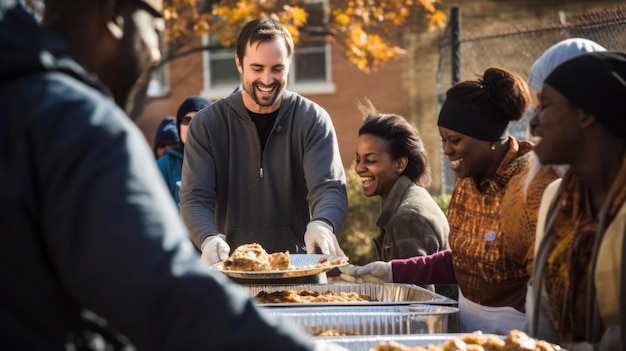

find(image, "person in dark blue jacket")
[153,116,179,159]
[157,96,211,205]
[0,1,343,350]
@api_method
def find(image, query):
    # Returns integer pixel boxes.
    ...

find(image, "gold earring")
[489,143,496,151]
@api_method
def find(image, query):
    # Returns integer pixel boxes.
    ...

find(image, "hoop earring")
[489,143,496,151]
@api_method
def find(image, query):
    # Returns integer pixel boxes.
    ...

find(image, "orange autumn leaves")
[164,0,447,72]
[24,0,445,71]
[333,0,446,72]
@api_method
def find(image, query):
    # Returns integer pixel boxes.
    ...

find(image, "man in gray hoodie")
[180,17,348,264]
[0,1,343,349]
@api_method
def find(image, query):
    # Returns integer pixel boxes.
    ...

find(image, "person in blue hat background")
[157,96,211,205]
[153,116,179,159]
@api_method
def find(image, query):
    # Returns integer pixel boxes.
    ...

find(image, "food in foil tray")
[314,329,359,337]
[372,329,560,351]
[256,290,377,303]
[245,283,457,306]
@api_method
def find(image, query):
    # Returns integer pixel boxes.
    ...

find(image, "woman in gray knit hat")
[522,38,606,199]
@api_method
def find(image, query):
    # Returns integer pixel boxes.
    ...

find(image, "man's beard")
[248,81,283,107]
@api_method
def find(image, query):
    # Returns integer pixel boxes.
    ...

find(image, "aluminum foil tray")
[266,304,458,335]
[312,334,466,350]
[264,304,454,314]
[242,283,457,306]
[312,333,568,351]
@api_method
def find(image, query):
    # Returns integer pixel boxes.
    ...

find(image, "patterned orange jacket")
[448,137,558,312]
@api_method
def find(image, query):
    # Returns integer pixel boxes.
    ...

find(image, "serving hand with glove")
[200,234,230,265]
[338,261,393,283]
[304,220,346,257]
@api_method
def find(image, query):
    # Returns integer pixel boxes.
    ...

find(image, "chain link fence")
[437,6,626,193]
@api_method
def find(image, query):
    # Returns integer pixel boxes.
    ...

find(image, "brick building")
[138,0,625,194]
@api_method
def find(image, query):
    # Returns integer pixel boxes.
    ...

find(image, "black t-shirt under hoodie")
[248,109,278,150]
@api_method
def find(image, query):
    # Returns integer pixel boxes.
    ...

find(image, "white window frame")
[201,0,335,100]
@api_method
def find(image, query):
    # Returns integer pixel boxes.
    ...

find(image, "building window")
[202,0,335,99]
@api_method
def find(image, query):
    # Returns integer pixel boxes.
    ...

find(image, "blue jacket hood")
[154,117,179,147]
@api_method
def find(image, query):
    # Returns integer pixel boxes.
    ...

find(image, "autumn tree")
[155,0,446,117]
[165,0,446,72]
[22,0,447,261]
[23,0,446,116]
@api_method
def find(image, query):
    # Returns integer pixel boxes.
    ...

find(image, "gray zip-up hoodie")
[180,90,348,254]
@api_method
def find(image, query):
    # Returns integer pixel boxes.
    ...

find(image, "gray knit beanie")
[528,38,606,92]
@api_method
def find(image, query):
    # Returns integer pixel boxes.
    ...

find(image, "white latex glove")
[304,220,345,257]
[338,261,392,283]
[200,234,230,265]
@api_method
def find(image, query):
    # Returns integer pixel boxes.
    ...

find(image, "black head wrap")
[437,99,509,142]
[544,51,626,138]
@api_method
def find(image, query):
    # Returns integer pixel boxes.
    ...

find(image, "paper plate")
[211,254,348,279]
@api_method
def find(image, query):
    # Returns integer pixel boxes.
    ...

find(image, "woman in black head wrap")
[435,67,559,333]
[340,67,559,334]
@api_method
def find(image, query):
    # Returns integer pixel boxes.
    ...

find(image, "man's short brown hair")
[236,17,294,63]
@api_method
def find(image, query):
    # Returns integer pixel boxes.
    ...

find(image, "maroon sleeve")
[391,249,457,284]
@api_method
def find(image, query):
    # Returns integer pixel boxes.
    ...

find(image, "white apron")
[458,288,526,334]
